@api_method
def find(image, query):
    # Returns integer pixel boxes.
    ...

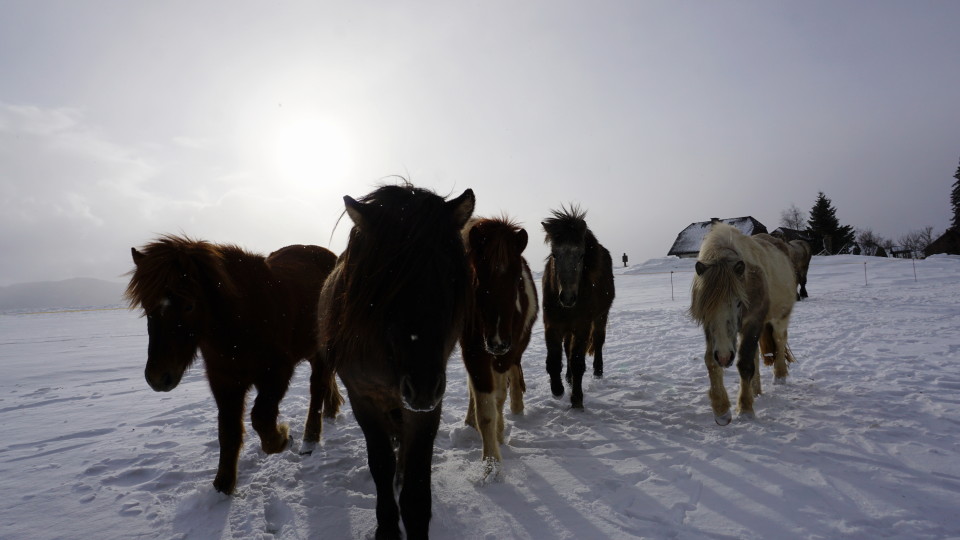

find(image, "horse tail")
[759,323,796,365]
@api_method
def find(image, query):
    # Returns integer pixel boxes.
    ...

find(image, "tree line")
[778,157,960,258]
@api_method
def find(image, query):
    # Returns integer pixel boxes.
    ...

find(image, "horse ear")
[131,247,144,265]
[343,195,368,229]
[516,228,528,252]
[446,189,475,229]
[468,224,483,250]
[733,260,745,276]
[695,261,708,276]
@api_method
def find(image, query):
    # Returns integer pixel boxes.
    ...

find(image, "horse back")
[746,236,796,321]
[788,240,812,273]
[264,245,338,357]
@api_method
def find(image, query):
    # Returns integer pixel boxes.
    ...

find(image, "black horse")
[541,206,615,409]
[318,183,474,539]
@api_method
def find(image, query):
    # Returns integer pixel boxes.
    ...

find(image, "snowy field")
[2,254,959,540]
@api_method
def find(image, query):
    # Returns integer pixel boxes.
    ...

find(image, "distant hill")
[0,278,126,311]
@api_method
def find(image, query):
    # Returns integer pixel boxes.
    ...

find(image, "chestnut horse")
[125,236,340,494]
[318,184,474,539]
[460,217,538,470]
[690,223,797,425]
[541,205,615,409]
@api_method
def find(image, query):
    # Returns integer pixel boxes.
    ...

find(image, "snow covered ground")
[2,254,959,540]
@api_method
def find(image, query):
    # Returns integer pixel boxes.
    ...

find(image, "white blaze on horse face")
[489,316,504,349]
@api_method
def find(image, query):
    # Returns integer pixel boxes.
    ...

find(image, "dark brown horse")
[124,235,340,494]
[318,184,474,539]
[541,206,615,409]
[788,239,812,300]
[460,217,538,470]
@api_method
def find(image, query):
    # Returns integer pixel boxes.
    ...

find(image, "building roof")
[667,217,768,257]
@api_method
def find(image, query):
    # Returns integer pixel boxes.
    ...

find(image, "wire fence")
[619,257,923,301]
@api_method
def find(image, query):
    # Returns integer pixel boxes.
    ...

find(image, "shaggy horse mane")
[124,234,242,310]
[463,215,525,267]
[333,184,469,336]
[689,228,749,326]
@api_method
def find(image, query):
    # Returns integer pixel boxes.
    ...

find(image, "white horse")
[690,223,798,425]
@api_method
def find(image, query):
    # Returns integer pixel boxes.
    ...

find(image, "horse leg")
[211,384,247,495]
[568,330,590,409]
[772,323,790,384]
[251,372,292,455]
[751,345,763,398]
[399,407,442,540]
[303,353,341,447]
[353,398,401,539]
[799,274,808,299]
[473,384,502,463]
[493,370,509,444]
[507,363,525,415]
[704,352,731,425]
[545,325,565,397]
[736,329,760,418]
[591,313,609,378]
[563,334,573,384]
[465,378,478,430]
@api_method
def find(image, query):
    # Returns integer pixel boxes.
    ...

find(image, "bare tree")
[897,226,934,257]
[856,228,890,257]
[779,204,806,230]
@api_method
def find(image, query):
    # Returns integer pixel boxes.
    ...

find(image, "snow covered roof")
[667,216,768,257]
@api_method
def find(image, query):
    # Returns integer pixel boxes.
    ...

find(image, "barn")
[925,228,960,257]
[667,217,768,258]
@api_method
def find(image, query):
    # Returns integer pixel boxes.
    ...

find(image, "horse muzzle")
[400,373,446,412]
[484,338,512,356]
[558,291,578,308]
[145,367,182,392]
[714,350,735,368]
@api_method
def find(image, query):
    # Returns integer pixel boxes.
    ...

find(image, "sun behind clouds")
[269,108,354,190]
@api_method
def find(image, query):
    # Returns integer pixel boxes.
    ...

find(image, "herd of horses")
[124,182,811,539]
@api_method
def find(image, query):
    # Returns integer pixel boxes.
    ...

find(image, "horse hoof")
[299,440,318,456]
[774,376,787,385]
[550,380,565,397]
[738,411,755,421]
[593,370,603,379]
[715,411,732,426]
[571,397,584,409]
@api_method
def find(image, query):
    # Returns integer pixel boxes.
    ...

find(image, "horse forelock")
[333,189,470,341]
[690,231,749,325]
[125,235,238,311]
[465,217,525,273]
[689,260,747,325]
[542,205,587,245]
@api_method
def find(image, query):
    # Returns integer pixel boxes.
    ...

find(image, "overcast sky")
[2,2,958,286]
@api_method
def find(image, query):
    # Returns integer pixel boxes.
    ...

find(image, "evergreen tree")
[951,157,960,231]
[806,192,855,254]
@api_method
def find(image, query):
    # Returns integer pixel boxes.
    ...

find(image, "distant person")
[622,252,628,267]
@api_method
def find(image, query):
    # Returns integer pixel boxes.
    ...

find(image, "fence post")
[913,258,917,282]
[670,271,675,301]
[864,262,868,286]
